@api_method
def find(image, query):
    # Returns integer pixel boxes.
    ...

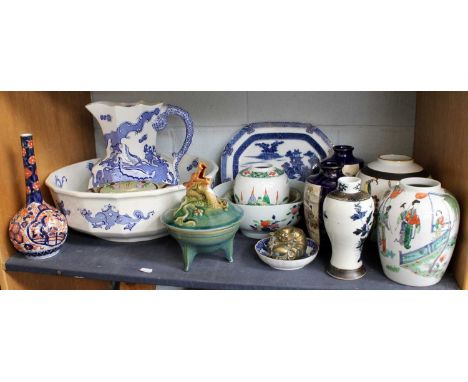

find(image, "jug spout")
[85,101,117,126]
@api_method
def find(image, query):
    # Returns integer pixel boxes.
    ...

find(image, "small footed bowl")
[255,237,319,270]
[213,180,304,239]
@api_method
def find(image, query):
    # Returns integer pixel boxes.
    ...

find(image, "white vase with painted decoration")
[323,177,374,280]
[377,177,459,287]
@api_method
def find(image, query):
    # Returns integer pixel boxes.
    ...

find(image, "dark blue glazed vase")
[303,160,343,246]
[331,145,364,176]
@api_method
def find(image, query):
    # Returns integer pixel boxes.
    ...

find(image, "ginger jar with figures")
[377,177,459,287]
[357,154,429,241]
[323,177,374,280]
[233,164,290,206]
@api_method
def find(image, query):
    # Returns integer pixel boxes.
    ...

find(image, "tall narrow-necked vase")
[86,101,194,192]
[8,134,68,259]
[323,177,374,280]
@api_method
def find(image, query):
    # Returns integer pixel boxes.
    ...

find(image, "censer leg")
[181,244,197,272]
[222,238,234,263]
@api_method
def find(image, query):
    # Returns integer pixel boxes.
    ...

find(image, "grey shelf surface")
[5,229,459,290]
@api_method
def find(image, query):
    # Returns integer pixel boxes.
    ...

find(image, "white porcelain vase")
[377,177,460,287]
[233,165,289,206]
[323,177,374,280]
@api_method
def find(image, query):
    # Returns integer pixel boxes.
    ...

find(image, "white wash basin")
[45,155,218,242]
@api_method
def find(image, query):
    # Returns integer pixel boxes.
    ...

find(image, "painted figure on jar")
[378,205,392,253]
[397,200,421,249]
[434,210,446,236]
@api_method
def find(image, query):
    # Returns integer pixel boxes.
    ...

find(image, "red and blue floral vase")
[8,134,68,259]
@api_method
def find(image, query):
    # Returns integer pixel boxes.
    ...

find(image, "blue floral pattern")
[282,149,317,180]
[338,182,348,192]
[186,158,199,172]
[351,202,373,250]
[220,122,333,183]
[222,143,233,157]
[100,114,112,122]
[252,141,284,160]
[58,200,70,216]
[54,175,67,188]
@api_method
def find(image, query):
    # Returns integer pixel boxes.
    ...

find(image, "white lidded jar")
[323,177,375,280]
[357,154,429,209]
[377,177,460,287]
[233,164,290,206]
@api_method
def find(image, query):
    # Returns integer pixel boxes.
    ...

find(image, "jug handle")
[161,105,194,183]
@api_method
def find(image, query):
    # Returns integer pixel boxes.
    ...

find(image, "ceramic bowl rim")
[87,100,165,109]
[213,181,304,209]
[377,154,414,162]
[228,188,303,209]
[45,158,219,200]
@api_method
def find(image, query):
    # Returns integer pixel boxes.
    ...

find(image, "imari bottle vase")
[8,134,68,259]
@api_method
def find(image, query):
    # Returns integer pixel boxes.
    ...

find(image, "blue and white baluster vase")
[323,177,374,280]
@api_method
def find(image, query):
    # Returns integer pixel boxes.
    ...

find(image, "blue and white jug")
[86,101,194,191]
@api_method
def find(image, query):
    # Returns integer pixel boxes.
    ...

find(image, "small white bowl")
[213,180,304,239]
[255,237,319,270]
[45,155,218,242]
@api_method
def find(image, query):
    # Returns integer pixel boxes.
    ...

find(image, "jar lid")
[161,201,243,230]
[369,154,423,174]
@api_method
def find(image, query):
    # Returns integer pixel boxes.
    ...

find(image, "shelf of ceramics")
[5,230,458,290]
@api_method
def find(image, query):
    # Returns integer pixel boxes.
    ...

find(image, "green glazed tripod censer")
[162,162,243,271]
